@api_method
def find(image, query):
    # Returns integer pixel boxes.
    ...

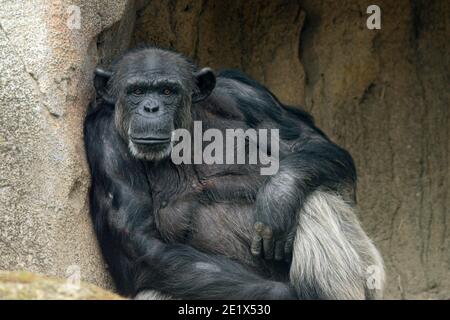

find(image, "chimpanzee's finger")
[254,221,265,235]
[254,222,274,259]
[274,240,284,261]
[263,236,274,260]
[260,224,273,239]
[284,237,294,262]
[251,235,262,257]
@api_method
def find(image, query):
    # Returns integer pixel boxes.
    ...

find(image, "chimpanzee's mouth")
[130,136,171,145]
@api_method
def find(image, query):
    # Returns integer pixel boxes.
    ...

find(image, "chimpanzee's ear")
[94,67,115,104]
[192,68,216,103]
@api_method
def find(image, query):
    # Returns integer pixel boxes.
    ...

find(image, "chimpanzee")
[84,47,385,299]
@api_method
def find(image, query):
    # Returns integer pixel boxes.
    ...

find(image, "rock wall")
[0,0,448,299]
[0,0,138,290]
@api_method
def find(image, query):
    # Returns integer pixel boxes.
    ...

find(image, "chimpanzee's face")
[124,74,180,143]
[116,62,192,160]
[99,48,215,161]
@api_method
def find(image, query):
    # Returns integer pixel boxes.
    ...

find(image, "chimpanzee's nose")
[143,104,159,113]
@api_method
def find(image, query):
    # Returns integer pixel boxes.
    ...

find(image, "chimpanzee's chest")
[149,162,264,254]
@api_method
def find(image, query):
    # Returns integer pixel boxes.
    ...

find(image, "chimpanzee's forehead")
[116,49,194,81]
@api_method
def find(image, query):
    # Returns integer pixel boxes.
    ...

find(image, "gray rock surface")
[0,0,135,291]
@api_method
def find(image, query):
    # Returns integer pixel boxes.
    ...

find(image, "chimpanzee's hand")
[250,220,296,262]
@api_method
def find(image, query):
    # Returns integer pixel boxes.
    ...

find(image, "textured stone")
[0,0,135,291]
[132,0,306,106]
[0,271,122,300]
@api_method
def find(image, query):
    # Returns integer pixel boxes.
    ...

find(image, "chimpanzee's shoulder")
[85,100,114,124]
[217,69,269,93]
[84,101,116,146]
[215,69,316,130]
[83,100,137,176]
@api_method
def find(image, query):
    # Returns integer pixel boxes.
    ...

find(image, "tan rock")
[0,271,123,300]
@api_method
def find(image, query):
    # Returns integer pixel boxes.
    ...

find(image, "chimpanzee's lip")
[130,136,171,145]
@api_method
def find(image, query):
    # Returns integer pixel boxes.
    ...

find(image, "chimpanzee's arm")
[216,71,357,261]
[84,102,159,295]
[251,131,357,261]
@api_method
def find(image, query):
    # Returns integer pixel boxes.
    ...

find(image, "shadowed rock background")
[0,0,448,299]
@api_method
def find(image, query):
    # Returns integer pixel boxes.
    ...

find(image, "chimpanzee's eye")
[132,88,143,95]
[162,88,172,96]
